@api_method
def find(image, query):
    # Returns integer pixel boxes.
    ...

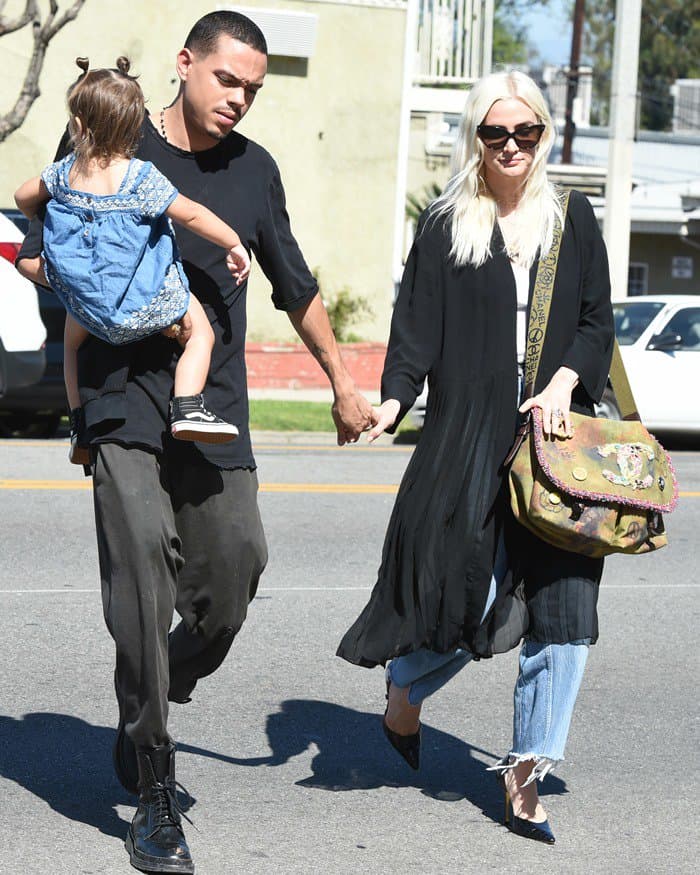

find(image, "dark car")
[0,209,67,438]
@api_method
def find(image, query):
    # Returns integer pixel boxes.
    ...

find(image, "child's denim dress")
[41,155,190,345]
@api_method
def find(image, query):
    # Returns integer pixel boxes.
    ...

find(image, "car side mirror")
[646,331,682,351]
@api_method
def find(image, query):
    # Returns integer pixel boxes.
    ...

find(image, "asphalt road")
[0,432,698,875]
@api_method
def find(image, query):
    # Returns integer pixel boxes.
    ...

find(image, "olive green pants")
[92,443,268,748]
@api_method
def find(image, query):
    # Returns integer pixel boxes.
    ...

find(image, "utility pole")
[392,0,419,299]
[561,0,585,164]
[603,0,642,300]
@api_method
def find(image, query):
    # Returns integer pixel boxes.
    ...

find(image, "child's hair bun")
[115,56,131,75]
[75,57,90,74]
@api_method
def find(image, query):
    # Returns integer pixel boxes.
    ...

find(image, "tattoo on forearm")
[312,343,331,375]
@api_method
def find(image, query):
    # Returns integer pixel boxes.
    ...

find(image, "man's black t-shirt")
[20,116,318,469]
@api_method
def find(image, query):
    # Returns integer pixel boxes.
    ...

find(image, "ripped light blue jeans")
[387,534,589,773]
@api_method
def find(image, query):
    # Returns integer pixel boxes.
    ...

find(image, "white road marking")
[0,583,698,595]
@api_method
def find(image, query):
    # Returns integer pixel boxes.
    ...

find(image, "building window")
[628,262,648,296]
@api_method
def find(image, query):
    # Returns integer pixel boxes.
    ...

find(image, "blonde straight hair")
[432,71,562,269]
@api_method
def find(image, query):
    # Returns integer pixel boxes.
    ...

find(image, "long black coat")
[337,190,614,668]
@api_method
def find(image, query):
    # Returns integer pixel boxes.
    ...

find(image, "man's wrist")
[319,348,355,398]
[332,374,357,401]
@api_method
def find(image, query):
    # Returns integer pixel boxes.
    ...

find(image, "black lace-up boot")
[126,743,194,874]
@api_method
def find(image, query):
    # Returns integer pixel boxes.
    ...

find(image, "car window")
[613,301,665,345]
[662,307,700,351]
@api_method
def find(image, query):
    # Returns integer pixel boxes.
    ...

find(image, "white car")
[604,295,700,434]
[411,295,700,435]
[0,212,46,399]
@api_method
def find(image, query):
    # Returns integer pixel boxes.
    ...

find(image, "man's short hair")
[185,11,268,57]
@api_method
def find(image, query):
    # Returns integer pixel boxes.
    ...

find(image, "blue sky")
[521,1,573,67]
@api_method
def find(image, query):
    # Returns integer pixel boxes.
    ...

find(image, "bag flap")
[531,408,679,512]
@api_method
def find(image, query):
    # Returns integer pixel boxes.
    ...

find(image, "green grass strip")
[248,399,418,436]
[249,399,335,432]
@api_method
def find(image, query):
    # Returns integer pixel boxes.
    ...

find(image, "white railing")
[414,0,493,84]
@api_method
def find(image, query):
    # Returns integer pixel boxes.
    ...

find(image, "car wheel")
[595,388,622,421]
[0,411,62,438]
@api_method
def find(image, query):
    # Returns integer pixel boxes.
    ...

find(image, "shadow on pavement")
[181,699,568,824]
[0,712,133,839]
[0,706,569,835]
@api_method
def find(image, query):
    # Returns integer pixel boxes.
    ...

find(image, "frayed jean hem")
[487,753,559,786]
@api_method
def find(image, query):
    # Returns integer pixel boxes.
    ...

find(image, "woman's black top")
[337,190,615,667]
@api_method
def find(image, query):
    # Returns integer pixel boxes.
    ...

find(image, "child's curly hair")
[68,56,144,168]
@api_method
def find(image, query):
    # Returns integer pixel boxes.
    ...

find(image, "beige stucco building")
[0,0,410,341]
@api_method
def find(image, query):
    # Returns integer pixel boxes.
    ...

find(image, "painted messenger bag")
[507,192,678,559]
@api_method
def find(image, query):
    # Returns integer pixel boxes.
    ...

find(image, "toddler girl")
[14,56,250,464]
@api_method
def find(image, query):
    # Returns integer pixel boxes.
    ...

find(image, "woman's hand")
[367,399,401,443]
[519,366,579,437]
[226,244,251,285]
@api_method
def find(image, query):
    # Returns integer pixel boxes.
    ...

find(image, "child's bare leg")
[169,295,237,444]
[16,255,48,287]
[64,314,91,465]
[64,314,88,410]
[173,296,214,397]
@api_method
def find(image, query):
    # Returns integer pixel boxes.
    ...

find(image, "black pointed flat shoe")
[382,717,421,771]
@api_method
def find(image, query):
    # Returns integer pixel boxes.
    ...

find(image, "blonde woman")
[337,71,614,844]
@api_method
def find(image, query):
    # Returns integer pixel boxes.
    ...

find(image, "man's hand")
[332,390,377,446]
[287,295,379,445]
[161,311,193,348]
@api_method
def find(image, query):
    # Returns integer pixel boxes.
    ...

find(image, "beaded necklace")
[159,108,168,142]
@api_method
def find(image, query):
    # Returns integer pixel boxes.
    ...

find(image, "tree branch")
[0,0,87,143]
[0,0,38,37]
[44,0,85,41]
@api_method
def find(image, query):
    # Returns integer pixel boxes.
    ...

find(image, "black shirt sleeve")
[16,216,44,264]
[252,165,318,312]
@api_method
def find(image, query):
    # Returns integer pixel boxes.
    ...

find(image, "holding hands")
[226,243,251,285]
[519,366,579,438]
[366,399,401,443]
[333,391,378,445]
[363,367,579,446]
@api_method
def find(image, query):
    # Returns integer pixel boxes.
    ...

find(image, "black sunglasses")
[476,123,545,150]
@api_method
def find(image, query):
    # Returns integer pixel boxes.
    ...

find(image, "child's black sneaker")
[170,394,239,444]
[69,406,91,466]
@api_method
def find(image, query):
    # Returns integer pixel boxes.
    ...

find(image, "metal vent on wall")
[671,80,700,134]
[222,6,318,58]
